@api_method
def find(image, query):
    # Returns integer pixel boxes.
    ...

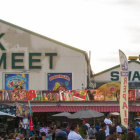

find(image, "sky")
[0,0,140,73]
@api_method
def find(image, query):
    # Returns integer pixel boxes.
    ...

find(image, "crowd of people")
[0,112,139,140]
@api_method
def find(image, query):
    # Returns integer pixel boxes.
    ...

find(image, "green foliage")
[79,126,86,139]
[122,133,127,140]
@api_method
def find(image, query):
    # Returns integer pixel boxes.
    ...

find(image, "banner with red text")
[119,50,129,128]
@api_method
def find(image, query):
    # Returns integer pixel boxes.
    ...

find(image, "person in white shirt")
[23,117,29,129]
[116,123,122,140]
[104,112,112,136]
[68,123,83,140]
[116,124,122,133]
[83,120,90,138]
[22,117,29,136]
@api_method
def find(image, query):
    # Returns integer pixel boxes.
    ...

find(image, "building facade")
[93,60,140,90]
[91,60,140,115]
[0,19,89,91]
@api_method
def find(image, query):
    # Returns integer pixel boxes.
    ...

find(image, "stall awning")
[31,105,140,113]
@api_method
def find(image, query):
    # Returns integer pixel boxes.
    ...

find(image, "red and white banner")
[119,50,129,128]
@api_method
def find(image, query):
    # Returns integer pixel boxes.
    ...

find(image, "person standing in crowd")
[51,123,57,140]
[135,122,139,138]
[95,122,106,140]
[104,112,112,136]
[84,120,90,139]
[22,116,29,137]
[61,122,70,135]
[55,130,67,140]
[116,122,122,134]
[39,123,49,137]
[89,124,97,139]
[35,121,40,136]
[84,120,90,129]
[19,134,25,140]
[95,122,101,132]
[41,132,46,140]
[106,126,117,140]
[68,123,83,140]
[19,119,23,133]
[116,122,122,140]
[127,124,135,140]
[79,120,88,139]
[138,123,140,139]
[45,122,53,140]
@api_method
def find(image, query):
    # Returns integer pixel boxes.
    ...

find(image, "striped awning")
[31,105,140,112]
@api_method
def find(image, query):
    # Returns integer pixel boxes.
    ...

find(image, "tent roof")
[68,108,104,119]
[0,111,15,117]
[52,112,71,117]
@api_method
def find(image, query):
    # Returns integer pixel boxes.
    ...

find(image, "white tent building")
[0,19,90,91]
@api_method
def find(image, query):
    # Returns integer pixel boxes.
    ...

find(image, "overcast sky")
[1,0,140,73]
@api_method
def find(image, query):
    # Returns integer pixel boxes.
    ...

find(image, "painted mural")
[0,88,138,102]
[47,73,72,91]
[4,73,29,90]
[98,82,120,101]
[15,102,29,117]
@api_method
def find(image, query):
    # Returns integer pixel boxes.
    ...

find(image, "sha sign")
[0,33,57,69]
[111,71,140,81]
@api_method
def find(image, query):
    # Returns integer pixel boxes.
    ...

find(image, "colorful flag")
[119,50,129,128]
[15,102,29,117]
[72,90,88,101]
[27,90,36,101]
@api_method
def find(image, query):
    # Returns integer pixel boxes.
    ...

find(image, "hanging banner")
[15,102,29,117]
[136,89,140,100]
[47,73,72,91]
[128,90,136,101]
[87,89,104,101]
[72,90,88,101]
[4,73,29,90]
[26,90,37,101]
[98,82,120,101]
[11,90,27,101]
[119,50,128,128]
[42,90,60,101]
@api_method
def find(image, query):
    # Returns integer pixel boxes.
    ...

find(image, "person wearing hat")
[84,120,90,139]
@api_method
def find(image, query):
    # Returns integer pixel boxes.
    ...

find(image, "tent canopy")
[68,108,104,119]
[110,112,120,116]
[52,112,72,117]
[0,111,16,117]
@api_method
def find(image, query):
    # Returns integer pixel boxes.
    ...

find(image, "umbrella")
[135,116,140,120]
[68,108,104,119]
[110,112,120,116]
[0,111,16,117]
[52,112,72,117]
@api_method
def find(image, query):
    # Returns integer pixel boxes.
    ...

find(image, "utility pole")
[88,51,91,89]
